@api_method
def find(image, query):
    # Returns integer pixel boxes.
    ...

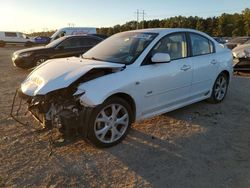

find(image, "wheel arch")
[106,92,136,122]
[220,70,230,82]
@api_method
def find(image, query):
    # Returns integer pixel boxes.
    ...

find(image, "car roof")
[63,34,103,40]
[125,28,215,42]
[129,28,203,34]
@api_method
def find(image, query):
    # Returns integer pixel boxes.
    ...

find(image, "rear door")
[53,37,101,58]
[188,32,218,98]
[53,37,83,58]
[79,36,102,54]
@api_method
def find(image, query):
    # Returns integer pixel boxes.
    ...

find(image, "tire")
[87,97,133,148]
[33,56,48,67]
[207,72,229,103]
[0,41,5,47]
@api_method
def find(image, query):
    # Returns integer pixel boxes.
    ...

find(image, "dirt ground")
[0,47,250,188]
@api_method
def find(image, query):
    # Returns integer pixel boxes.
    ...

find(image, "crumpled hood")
[21,57,124,96]
[232,43,250,58]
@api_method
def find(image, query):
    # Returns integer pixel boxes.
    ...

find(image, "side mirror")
[151,53,171,63]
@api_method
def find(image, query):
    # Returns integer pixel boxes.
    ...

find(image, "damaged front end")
[11,57,125,136]
[11,86,90,136]
[232,45,250,71]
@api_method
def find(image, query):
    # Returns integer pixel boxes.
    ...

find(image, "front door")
[137,33,193,117]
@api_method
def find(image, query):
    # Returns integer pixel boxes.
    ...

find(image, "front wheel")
[208,72,229,103]
[34,57,48,67]
[87,97,133,148]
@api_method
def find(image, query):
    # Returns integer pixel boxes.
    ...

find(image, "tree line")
[97,8,250,37]
[28,8,250,38]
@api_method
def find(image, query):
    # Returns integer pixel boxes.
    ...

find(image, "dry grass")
[0,47,250,188]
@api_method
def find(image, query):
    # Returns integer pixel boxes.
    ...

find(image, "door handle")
[210,59,217,64]
[180,65,191,71]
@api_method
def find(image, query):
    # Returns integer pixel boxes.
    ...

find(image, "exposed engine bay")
[11,66,124,136]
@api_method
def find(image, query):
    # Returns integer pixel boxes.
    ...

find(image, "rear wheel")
[208,72,229,103]
[87,97,133,148]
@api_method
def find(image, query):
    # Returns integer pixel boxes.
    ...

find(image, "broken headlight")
[21,76,45,96]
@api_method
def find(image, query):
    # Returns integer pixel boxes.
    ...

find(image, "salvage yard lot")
[0,47,250,188]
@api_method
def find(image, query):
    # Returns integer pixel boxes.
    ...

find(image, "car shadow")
[104,93,250,187]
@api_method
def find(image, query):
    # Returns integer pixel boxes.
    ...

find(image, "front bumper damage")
[11,88,92,136]
[10,88,93,155]
[11,88,49,127]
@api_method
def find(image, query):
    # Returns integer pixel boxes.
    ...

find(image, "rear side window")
[5,32,17,37]
[190,33,214,56]
[80,37,101,46]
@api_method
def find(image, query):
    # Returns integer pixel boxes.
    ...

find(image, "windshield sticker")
[133,34,153,40]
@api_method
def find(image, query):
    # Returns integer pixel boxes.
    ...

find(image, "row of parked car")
[12,34,105,68]
[214,36,250,72]
[0,27,100,47]
[9,32,250,72]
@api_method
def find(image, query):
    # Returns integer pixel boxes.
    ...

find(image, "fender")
[77,67,139,107]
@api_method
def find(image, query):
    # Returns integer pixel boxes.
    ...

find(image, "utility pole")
[136,9,139,29]
[142,10,145,29]
[135,10,146,29]
[67,22,75,27]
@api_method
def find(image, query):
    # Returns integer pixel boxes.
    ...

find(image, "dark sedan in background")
[12,35,103,69]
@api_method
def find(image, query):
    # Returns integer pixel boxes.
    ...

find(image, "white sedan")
[18,28,233,147]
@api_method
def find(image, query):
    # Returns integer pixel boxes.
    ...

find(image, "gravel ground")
[0,47,250,188]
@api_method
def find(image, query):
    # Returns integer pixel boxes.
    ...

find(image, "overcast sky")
[1,0,250,33]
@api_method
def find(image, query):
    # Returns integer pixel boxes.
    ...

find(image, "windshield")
[82,32,158,64]
[46,36,66,48]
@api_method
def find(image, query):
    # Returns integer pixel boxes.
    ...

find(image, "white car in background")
[17,28,233,147]
[0,31,34,47]
[50,27,97,41]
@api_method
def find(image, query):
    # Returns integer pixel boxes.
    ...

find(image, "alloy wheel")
[214,75,227,101]
[36,58,46,66]
[94,104,129,144]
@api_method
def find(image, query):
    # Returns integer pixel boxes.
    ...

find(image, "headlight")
[12,53,18,59]
[21,76,45,96]
[19,52,32,57]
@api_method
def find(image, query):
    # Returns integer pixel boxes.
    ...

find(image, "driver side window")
[152,33,187,60]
